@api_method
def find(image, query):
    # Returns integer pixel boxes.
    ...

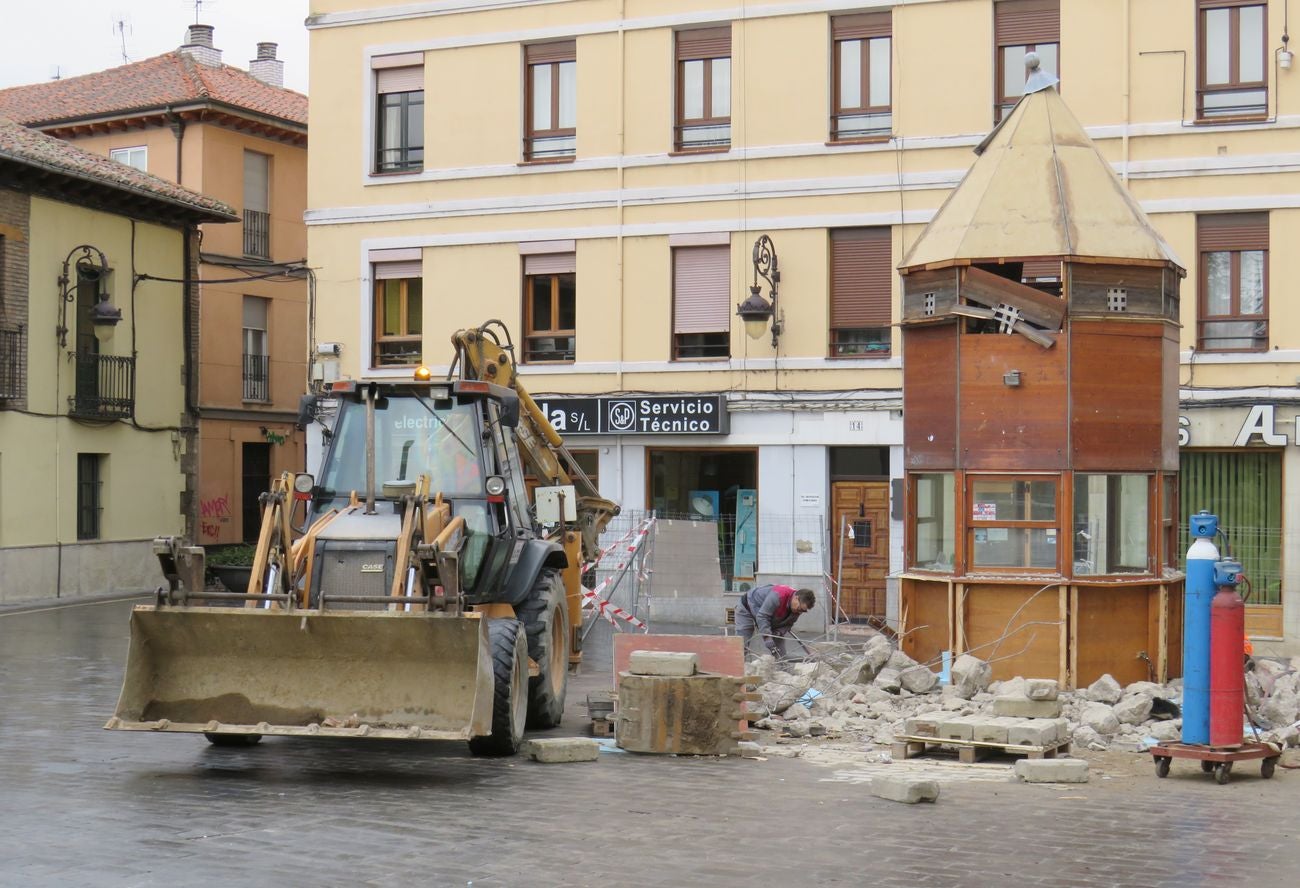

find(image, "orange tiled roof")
[0,117,237,221]
[0,51,307,129]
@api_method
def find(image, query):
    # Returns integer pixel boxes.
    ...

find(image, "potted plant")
[205,543,257,594]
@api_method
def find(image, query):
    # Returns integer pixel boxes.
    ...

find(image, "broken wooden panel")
[1069,320,1166,471]
[1161,266,1181,321]
[1068,262,1166,317]
[616,672,751,755]
[962,582,1062,683]
[903,324,958,469]
[899,578,951,665]
[901,267,960,322]
[960,265,1065,330]
[959,332,1068,471]
[1074,585,1157,687]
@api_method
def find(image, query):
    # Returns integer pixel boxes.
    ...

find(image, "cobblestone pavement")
[1,598,1297,888]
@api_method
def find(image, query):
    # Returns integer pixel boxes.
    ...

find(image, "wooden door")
[830,481,890,621]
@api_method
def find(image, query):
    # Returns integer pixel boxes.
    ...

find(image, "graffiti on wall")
[199,494,232,540]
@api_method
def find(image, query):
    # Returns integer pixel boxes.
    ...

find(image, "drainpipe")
[1122,0,1131,183]
[166,107,186,184]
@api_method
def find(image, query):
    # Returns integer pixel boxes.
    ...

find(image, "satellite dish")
[691,495,715,517]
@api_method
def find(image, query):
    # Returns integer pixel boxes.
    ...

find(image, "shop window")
[969,476,1058,571]
[373,261,423,367]
[672,245,730,359]
[1197,213,1268,352]
[829,228,892,357]
[522,252,576,363]
[1073,474,1150,575]
[831,13,892,141]
[675,27,731,151]
[525,42,576,160]
[1161,474,1179,570]
[373,53,425,173]
[911,472,955,570]
[995,0,1059,122]
[1197,1,1267,120]
[1181,450,1282,604]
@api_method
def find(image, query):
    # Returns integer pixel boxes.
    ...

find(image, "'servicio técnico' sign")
[534,395,728,435]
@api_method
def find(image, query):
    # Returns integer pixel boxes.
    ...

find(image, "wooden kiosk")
[897,71,1185,688]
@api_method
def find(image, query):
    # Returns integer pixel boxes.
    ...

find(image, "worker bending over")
[735,584,815,659]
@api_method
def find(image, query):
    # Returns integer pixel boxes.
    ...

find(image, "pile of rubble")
[749,634,1300,752]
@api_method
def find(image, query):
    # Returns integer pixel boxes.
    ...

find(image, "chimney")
[180,24,222,67]
[248,42,284,88]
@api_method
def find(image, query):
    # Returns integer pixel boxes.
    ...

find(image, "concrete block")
[1013,758,1090,784]
[1008,720,1061,747]
[971,717,1023,744]
[904,714,943,738]
[939,715,975,741]
[992,696,1063,719]
[524,738,600,763]
[1024,679,1059,701]
[871,776,940,804]
[628,650,699,677]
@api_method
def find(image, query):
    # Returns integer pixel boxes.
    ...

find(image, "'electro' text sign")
[534,395,728,435]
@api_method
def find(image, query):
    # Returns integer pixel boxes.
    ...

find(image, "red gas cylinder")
[1209,586,1245,748]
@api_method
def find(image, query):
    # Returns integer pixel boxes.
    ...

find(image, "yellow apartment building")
[304,0,1300,654]
[0,120,235,601]
[0,24,311,549]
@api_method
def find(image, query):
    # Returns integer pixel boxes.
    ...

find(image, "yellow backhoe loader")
[107,321,619,755]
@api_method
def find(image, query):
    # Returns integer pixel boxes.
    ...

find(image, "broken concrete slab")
[1007,719,1062,747]
[873,667,902,693]
[1113,694,1153,725]
[1024,678,1059,701]
[1085,673,1123,704]
[628,650,699,676]
[904,714,943,737]
[900,666,939,694]
[992,697,1063,719]
[871,776,940,804]
[1080,701,1120,735]
[1013,758,1089,784]
[951,654,992,699]
[524,738,600,763]
[939,715,976,741]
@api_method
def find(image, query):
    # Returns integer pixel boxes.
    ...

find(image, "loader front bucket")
[106,606,495,741]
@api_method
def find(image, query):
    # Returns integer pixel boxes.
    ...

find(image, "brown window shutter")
[1198,213,1268,252]
[833,12,891,41]
[673,245,731,334]
[1198,1,1259,8]
[831,228,892,328]
[995,0,1060,45]
[676,26,731,61]
[376,65,424,94]
[525,40,576,65]
[1021,258,1062,279]
[524,252,576,276]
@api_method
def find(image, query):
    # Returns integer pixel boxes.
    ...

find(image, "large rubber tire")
[517,568,570,729]
[468,619,528,757]
[204,733,262,747]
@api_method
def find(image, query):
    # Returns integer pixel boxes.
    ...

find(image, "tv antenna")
[188,0,216,23]
[112,15,133,64]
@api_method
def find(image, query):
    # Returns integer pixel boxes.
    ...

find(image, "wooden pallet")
[891,733,1070,764]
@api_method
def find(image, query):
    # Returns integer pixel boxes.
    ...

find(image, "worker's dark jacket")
[740,584,798,644]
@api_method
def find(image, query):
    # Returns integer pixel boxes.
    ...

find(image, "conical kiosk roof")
[901,85,1183,273]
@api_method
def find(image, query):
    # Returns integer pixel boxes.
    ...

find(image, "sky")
[0,0,311,94]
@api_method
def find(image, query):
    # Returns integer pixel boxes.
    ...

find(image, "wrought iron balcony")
[243,209,270,259]
[243,353,270,402]
[0,326,25,402]
[71,352,135,419]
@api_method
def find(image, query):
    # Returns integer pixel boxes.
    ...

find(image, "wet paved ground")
[1,597,1297,887]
